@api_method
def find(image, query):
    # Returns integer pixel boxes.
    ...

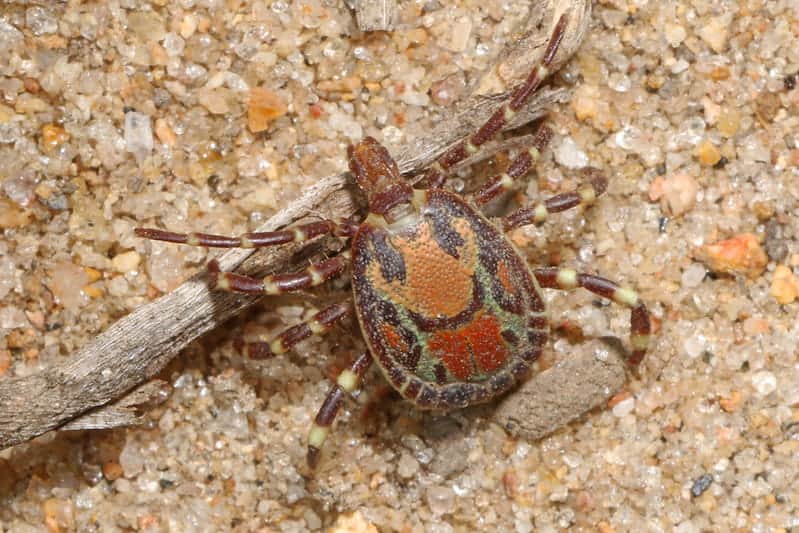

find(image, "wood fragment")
[493,343,627,441]
[0,0,594,451]
[354,0,397,32]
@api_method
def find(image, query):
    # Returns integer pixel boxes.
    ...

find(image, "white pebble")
[683,335,708,359]
[554,137,589,169]
[426,485,455,515]
[119,440,144,478]
[124,112,153,164]
[751,371,777,397]
[0,306,29,329]
[664,23,687,47]
[397,452,419,478]
[681,263,706,288]
[612,397,635,417]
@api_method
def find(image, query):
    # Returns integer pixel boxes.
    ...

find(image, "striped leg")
[502,168,608,230]
[469,125,553,204]
[533,268,651,367]
[420,12,569,187]
[208,251,350,294]
[307,351,373,468]
[135,219,358,248]
[235,302,352,359]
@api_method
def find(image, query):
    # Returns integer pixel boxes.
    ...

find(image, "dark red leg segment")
[533,267,651,367]
[420,13,570,186]
[307,351,374,468]
[235,302,352,359]
[135,219,359,248]
[470,126,553,205]
[208,252,350,295]
[501,168,608,230]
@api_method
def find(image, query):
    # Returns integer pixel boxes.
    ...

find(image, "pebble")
[0,258,17,299]
[717,108,740,137]
[682,336,706,359]
[48,262,90,309]
[681,263,707,288]
[663,23,687,47]
[396,451,419,478]
[124,112,153,164]
[694,139,721,166]
[247,87,287,133]
[119,440,144,478]
[102,461,124,482]
[751,371,777,397]
[40,123,69,153]
[0,305,30,329]
[554,137,589,169]
[426,485,455,515]
[650,173,699,217]
[696,233,768,279]
[25,7,58,35]
[328,511,378,533]
[444,17,472,52]
[719,391,742,413]
[770,265,799,304]
[430,75,465,106]
[154,118,176,146]
[127,11,166,43]
[611,397,635,417]
[691,474,713,498]
[698,16,730,53]
[112,251,141,273]
[571,85,599,121]
[0,198,30,228]
[197,87,233,115]
[42,498,75,532]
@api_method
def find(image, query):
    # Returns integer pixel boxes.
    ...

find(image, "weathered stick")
[0,0,594,451]
[354,0,397,32]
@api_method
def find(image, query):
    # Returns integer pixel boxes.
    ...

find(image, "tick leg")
[420,12,569,187]
[135,219,359,248]
[208,251,350,295]
[501,168,608,230]
[307,351,373,468]
[235,302,352,359]
[469,125,553,205]
[533,267,651,367]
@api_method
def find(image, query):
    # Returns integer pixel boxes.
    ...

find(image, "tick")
[135,13,651,468]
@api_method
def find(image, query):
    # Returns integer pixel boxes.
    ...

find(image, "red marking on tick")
[381,323,409,352]
[428,311,508,380]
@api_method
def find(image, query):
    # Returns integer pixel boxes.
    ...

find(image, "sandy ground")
[1,0,798,531]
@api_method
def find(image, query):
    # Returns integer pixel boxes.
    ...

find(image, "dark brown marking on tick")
[371,229,406,283]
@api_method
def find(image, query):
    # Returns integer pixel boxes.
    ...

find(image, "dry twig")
[0,0,598,451]
[354,0,397,32]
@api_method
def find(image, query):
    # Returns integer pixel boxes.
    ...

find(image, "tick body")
[352,187,546,410]
[135,12,652,468]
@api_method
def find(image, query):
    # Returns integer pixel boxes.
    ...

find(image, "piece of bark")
[0,0,593,451]
[60,380,171,431]
[354,0,397,32]
[493,345,627,441]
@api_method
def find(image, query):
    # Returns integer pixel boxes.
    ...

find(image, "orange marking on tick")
[497,260,517,295]
[367,217,477,319]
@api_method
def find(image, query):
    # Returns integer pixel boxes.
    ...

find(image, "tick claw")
[307,446,321,469]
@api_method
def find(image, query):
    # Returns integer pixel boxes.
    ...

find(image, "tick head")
[349,137,413,220]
